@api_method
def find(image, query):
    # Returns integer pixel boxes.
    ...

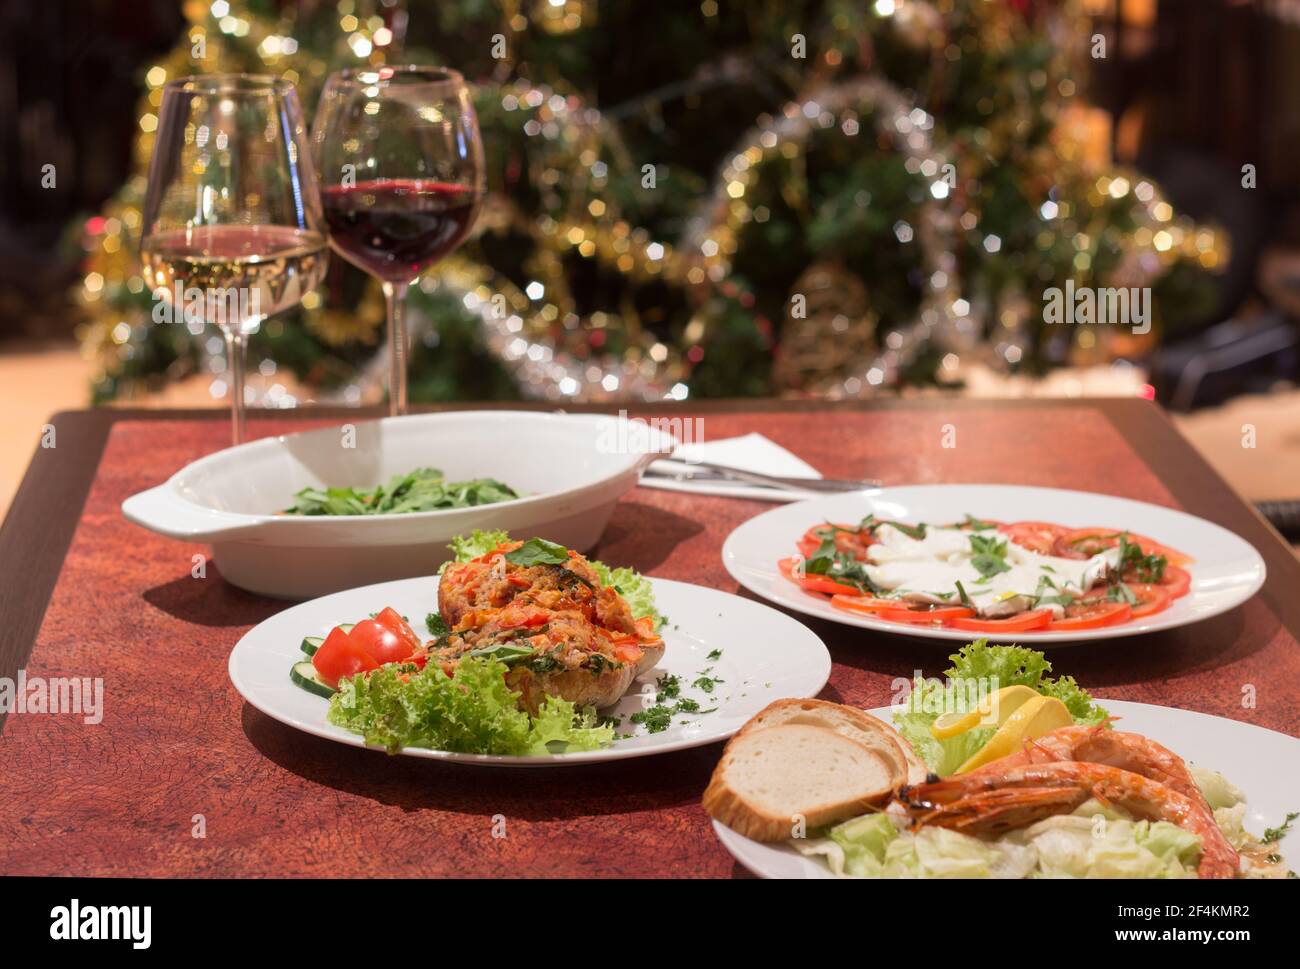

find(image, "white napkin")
[639,432,823,502]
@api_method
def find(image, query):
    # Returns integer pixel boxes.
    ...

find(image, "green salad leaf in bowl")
[285,468,518,516]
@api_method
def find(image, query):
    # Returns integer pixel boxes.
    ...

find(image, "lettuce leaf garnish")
[446,528,511,563]
[893,639,1108,775]
[587,560,665,631]
[328,655,613,755]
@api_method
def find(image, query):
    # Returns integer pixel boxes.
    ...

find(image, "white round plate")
[228,575,831,766]
[722,485,1266,643]
[715,699,1300,878]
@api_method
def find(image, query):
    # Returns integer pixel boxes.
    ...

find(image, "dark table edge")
[2,398,1297,734]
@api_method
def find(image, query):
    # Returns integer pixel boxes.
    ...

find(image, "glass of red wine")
[141,74,328,445]
[311,66,485,415]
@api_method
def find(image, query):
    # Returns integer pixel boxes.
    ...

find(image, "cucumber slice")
[300,622,354,656]
[290,660,336,698]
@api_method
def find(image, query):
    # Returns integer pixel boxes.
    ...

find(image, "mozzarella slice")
[864,525,1121,618]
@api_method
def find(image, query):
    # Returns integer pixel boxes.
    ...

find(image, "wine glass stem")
[382,281,410,417]
[224,328,248,445]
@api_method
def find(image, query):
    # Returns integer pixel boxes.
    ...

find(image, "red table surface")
[1,406,1297,878]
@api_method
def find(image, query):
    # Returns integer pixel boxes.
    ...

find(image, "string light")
[78,0,1231,406]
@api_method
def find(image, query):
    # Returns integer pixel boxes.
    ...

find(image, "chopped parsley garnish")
[426,612,449,637]
[655,673,682,701]
[630,706,673,733]
[706,648,722,661]
[1263,811,1298,844]
[693,675,722,693]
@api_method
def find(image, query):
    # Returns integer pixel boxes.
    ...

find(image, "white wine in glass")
[141,75,327,445]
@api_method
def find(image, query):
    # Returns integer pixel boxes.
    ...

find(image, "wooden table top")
[1,399,1297,877]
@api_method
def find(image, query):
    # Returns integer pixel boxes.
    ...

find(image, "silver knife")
[644,460,881,493]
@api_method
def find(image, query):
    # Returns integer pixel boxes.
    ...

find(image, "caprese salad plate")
[228,545,832,767]
[721,485,1266,643]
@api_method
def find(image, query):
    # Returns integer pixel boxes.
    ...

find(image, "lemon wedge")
[954,695,1073,774]
[930,685,1042,740]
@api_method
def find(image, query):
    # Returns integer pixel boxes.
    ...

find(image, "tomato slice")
[374,606,422,649]
[1158,565,1191,599]
[1054,527,1186,565]
[348,617,415,664]
[798,524,873,561]
[1047,600,1132,630]
[830,594,905,614]
[778,557,869,596]
[999,521,1069,556]
[877,605,975,625]
[1124,583,1171,618]
[312,626,380,688]
[950,608,1054,632]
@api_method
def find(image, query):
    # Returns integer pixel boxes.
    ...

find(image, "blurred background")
[3,0,1300,517]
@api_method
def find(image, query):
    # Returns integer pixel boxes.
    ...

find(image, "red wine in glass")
[313,66,484,415]
[321,180,477,283]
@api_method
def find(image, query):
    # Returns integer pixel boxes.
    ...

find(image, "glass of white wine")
[141,74,327,445]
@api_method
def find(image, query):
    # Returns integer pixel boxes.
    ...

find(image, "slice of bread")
[703,724,897,842]
[739,698,929,787]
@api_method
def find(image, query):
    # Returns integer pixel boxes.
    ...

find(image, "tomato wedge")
[348,617,415,665]
[877,605,975,625]
[778,557,868,596]
[1158,565,1191,599]
[1048,600,1132,630]
[374,606,422,649]
[312,626,380,688]
[1123,583,1171,619]
[950,608,1054,632]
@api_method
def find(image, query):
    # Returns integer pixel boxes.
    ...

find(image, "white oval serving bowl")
[123,410,675,598]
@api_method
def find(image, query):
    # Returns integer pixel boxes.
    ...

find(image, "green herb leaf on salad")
[503,537,571,567]
[968,533,1012,580]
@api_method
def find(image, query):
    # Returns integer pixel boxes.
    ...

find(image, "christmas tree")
[76,0,1224,406]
